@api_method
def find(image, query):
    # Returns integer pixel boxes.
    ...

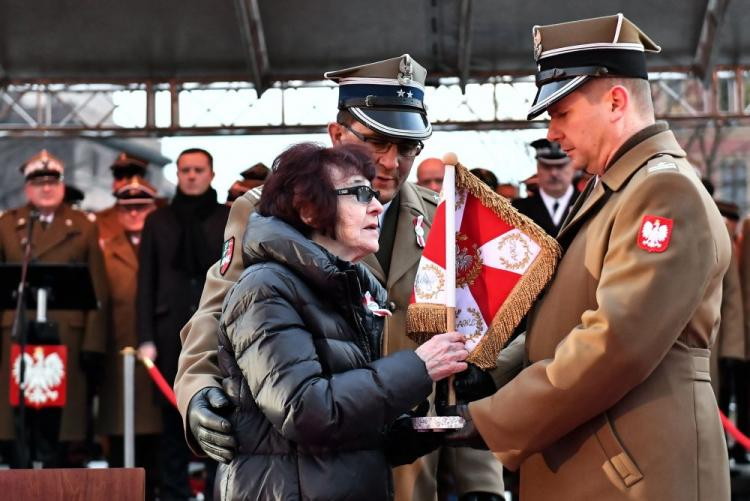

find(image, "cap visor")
[527,76,589,120]
[349,107,432,140]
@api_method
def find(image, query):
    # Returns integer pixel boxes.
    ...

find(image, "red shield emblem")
[220,237,235,276]
[9,344,67,408]
[637,215,673,253]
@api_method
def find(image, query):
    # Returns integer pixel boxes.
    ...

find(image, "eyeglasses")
[335,185,380,204]
[27,177,62,188]
[338,123,423,158]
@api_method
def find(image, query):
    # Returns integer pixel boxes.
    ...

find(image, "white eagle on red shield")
[11,347,65,407]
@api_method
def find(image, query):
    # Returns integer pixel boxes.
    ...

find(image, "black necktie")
[551,201,559,217]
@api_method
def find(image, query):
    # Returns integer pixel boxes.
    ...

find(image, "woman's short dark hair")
[258,142,376,238]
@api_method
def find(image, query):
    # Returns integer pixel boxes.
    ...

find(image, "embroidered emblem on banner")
[638,215,673,253]
[362,291,392,317]
[220,237,234,276]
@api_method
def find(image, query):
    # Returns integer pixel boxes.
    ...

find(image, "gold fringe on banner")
[406,303,447,344]
[406,160,561,368]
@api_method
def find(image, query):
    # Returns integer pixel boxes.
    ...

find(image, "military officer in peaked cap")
[174,54,506,501]
[96,153,150,241]
[96,176,161,496]
[0,150,109,467]
[512,138,578,237]
[446,14,731,500]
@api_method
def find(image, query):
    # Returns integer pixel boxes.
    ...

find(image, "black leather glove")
[384,401,443,466]
[442,404,488,450]
[187,387,237,463]
[453,363,496,403]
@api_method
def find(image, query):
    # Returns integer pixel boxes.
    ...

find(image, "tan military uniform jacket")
[175,182,504,500]
[0,204,109,441]
[470,128,731,500]
[96,211,162,436]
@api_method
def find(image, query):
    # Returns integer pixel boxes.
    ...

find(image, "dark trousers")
[1,407,65,468]
[108,434,160,501]
[160,406,193,500]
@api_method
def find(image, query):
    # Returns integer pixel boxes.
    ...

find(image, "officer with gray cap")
[174,54,505,501]
[447,14,731,500]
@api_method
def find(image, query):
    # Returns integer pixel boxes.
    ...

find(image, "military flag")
[407,154,560,369]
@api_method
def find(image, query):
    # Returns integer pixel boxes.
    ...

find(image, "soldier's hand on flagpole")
[442,404,488,449]
[453,363,496,403]
[415,331,468,381]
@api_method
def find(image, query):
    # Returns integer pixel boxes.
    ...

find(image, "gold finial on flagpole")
[442,152,458,166]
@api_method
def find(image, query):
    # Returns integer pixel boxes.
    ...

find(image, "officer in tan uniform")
[0,150,108,467]
[174,56,505,501]
[447,15,731,500]
[96,177,161,494]
[96,153,150,240]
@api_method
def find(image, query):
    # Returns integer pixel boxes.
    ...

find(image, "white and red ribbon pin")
[637,215,673,253]
[362,291,392,317]
[413,215,426,248]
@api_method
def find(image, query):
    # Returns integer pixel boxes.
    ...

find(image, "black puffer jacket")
[217,214,433,501]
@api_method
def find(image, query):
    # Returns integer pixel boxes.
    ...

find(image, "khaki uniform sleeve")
[174,192,257,453]
[718,249,745,359]
[470,172,727,470]
[82,217,109,354]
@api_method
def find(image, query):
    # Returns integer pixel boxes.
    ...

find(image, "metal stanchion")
[122,347,136,468]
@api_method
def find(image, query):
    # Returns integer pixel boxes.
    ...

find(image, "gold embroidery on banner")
[455,232,483,288]
[497,232,532,271]
[456,307,485,341]
[414,263,445,301]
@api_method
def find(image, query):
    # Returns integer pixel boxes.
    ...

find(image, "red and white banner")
[407,158,560,369]
[9,344,67,408]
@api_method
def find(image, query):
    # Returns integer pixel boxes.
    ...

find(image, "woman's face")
[314,167,383,262]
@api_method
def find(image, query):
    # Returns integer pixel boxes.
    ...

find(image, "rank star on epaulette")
[638,215,673,253]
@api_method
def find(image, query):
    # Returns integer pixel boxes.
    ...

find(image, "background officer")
[96,176,161,498]
[0,150,108,467]
[175,55,506,501]
[96,153,150,241]
[512,139,577,237]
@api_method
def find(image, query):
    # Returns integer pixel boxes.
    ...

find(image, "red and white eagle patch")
[637,215,673,253]
[219,237,235,276]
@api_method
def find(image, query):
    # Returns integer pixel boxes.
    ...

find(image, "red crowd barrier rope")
[719,409,750,451]
[141,356,178,409]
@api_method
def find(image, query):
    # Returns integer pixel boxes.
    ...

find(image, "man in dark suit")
[137,148,229,500]
[512,139,578,237]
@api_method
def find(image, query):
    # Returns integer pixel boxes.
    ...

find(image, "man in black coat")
[512,139,578,237]
[137,148,229,500]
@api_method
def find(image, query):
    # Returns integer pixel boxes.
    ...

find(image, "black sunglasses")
[338,123,423,158]
[335,185,380,204]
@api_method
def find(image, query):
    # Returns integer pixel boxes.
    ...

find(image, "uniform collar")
[601,124,684,192]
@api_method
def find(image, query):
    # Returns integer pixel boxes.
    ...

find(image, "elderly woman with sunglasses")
[216,142,467,501]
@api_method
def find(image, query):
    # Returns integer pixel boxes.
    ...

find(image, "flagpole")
[443,153,457,405]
